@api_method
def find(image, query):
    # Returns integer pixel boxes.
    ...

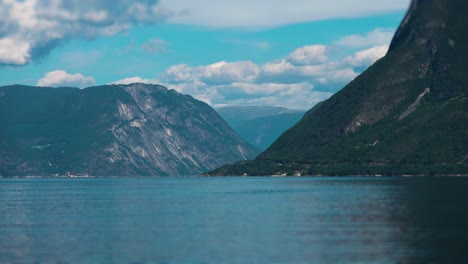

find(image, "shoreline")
[2,174,468,179]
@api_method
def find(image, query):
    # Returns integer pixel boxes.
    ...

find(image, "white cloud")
[258,51,358,85]
[287,45,328,66]
[161,64,195,83]
[0,37,30,65]
[161,0,410,28]
[37,70,95,88]
[257,59,339,84]
[344,45,389,67]
[234,82,306,95]
[218,84,333,110]
[161,61,260,85]
[260,60,295,77]
[335,28,396,48]
[0,0,170,65]
[142,38,169,53]
[328,68,359,82]
[110,76,159,85]
[153,44,374,109]
[83,10,109,23]
[196,61,259,85]
[112,41,389,109]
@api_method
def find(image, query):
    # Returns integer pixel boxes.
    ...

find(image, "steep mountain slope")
[216,106,305,150]
[216,106,303,128]
[0,84,258,177]
[208,0,468,176]
[231,113,305,151]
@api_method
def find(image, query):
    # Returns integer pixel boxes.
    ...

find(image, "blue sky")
[0,0,410,110]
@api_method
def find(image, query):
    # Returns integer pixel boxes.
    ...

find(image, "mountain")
[207,0,468,176]
[216,106,304,128]
[216,106,305,150]
[0,84,259,177]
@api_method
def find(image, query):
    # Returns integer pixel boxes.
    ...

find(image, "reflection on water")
[0,177,467,263]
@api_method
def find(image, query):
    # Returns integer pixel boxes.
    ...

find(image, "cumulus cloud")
[142,38,169,53]
[197,61,259,85]
[0,38,31,65]
[161,0,409,28]
[161,61,259,85]
[257,45,358,85]
[110,76,158,85]
[111,40,390,109]
[343,45,389,67]
[258,60,343,85]
[37,70,95,88]
[216,83,333,109]
[0,0,170,65]
[153,44,386,109]
[335,28,396,48]
[161,64,195,83]
[287,45,328,66]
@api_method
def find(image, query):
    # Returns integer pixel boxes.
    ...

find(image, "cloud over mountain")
[114,35,389,109]
[344,45,389,67]
[111,77,158,85]
[335,28,395,48]
[37,70,95,88]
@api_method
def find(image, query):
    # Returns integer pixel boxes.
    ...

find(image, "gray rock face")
[0,84,259,176]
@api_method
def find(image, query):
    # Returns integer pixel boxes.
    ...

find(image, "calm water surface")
[1,177,468,263]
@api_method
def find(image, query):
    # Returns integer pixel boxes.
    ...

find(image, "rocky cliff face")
[0,84,259,176]
[207,0,468,176]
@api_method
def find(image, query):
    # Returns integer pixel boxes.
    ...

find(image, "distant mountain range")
[216,106,305,150]
[207,0,468,176]
[0,84,258,177]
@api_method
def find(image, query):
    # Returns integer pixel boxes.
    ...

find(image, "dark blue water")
[1,177,468,263]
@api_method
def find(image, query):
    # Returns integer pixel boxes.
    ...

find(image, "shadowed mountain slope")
[207,0,468,176]
[216,106,305,150]
[0,84,259,177]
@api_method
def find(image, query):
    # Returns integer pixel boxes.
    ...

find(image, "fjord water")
[1,177,467,263]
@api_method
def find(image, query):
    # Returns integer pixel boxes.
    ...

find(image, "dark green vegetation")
[216,106,305,150]
[0,84,258,177]
[207,0,468,176]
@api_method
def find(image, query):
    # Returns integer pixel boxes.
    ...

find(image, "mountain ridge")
[0,83,259,177]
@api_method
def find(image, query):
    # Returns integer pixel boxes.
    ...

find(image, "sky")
[0,0,411,110]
